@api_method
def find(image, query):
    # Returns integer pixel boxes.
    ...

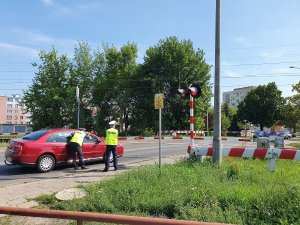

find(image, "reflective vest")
[105,128,118,145]
[70,131,86,146]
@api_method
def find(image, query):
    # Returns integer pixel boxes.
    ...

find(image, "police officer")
[103,120,118,172]
[69,128,91,170]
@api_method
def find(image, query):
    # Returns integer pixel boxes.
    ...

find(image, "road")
[0,137,256,187]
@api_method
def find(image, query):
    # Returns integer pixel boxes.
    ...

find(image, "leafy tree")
[279,83,300,132]
[221,113,231,136]
[70,42,95,130]
[23,48,72,130]
[132,36,212,133]
[237,82,284,131]
[221,103,238,135]
[92,43,138,135]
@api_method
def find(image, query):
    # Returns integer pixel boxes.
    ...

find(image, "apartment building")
[0,94,31,124]
[222,86,256,107]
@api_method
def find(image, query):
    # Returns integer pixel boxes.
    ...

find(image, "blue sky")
[0,0,300,101]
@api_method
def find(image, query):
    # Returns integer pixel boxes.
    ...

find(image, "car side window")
[83,135,98,143]
[47,132,72,143]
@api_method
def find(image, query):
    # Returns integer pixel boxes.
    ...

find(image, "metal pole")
[213,0,222,164]
[76,86,80,129]
[159,108,162,172]
[206,110,209,136]
[189,94,197,160]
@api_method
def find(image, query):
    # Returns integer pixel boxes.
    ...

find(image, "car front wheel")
[36,155,55,172]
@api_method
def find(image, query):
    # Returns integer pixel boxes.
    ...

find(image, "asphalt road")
[0,137,256,187]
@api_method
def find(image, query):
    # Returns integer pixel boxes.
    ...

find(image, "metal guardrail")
[0,206,231,225]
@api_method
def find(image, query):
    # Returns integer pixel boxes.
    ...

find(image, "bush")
[143,128,155,136]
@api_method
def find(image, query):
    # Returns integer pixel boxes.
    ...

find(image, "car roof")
[42,128,76,132]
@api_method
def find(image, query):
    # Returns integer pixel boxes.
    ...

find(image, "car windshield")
[22,130,49,140]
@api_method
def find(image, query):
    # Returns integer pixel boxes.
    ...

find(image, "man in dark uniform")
[103,120,118,172]
[69,128,91,170]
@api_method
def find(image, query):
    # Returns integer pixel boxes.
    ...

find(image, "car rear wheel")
[37,155,55,172]
[103,153,114,163]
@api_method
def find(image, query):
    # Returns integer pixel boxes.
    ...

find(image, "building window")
[6,115,12,120]
[15,110,18,113]
[7,97,13,102]
[7,110,13,114]
[20,116,23,119]
[14,115,18,120]
[7,104,13,108]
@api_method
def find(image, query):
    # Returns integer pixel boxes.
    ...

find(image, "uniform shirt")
[70,131,88,146]
[105,128,118,145]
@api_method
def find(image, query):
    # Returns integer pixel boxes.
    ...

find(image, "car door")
[47,132,71,162]
[82,135,105,159]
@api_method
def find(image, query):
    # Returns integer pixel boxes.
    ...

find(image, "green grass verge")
[35,158,300,225]
[0,142,7,147]
[289,142,300,149]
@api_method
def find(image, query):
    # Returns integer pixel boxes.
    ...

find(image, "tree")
[237,82,284,130]
[132,36,212,133]
[70,42,95,129]
[279,83,300,132]
[221,103,238,135]
[23,48,73,130]
[92,43,138,135]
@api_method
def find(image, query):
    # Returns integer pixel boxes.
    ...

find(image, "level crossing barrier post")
[192,146,300,171]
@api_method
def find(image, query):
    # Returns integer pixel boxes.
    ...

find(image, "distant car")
[253,131,265,138]
[4,128,124,172]
[277,132,292,139]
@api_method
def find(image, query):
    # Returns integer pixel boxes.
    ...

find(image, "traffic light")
[177,83,201,99]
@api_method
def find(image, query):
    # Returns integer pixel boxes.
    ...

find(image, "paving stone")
[55,188,87,201]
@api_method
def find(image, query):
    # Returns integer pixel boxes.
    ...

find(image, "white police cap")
[109,120,116,125]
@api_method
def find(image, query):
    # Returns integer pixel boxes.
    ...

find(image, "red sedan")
[4,128,124,172]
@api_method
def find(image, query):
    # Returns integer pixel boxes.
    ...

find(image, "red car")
[4,128,124,173]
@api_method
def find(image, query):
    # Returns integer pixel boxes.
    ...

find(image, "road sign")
[154,93,164,109]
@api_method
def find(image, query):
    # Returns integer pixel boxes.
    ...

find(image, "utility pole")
[76,86,80,129]
[213,0,222,164]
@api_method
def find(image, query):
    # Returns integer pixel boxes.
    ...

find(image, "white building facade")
[222,86,256,107]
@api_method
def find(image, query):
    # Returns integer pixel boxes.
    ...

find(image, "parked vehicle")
[253,131,266,138]
[277,132,292,139]
[4,128,124,172]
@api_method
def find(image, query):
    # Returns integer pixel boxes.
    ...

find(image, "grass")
[0,142,8,147]
[289,142,300,149]
[35,157,300,225]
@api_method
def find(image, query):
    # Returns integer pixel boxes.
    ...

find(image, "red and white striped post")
[190,94,195,150]
[178,83,202,160]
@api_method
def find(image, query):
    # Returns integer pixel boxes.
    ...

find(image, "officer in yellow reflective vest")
[103,120,118,172]
[69,128,91,170]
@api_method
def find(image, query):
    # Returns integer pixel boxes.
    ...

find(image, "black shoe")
[114,167,118,171]
[103,169,109,172]
[74,167,79,170]
[81,166,88,169]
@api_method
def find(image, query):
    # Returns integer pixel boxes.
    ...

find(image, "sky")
[0,0,300,102]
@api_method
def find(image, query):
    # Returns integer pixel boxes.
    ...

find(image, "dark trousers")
[70,142,85,169]
[104,145,118,170]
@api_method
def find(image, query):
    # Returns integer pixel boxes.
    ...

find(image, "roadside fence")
[0,206,230,225]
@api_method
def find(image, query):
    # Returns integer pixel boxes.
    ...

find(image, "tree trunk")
[260,124,263,131]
